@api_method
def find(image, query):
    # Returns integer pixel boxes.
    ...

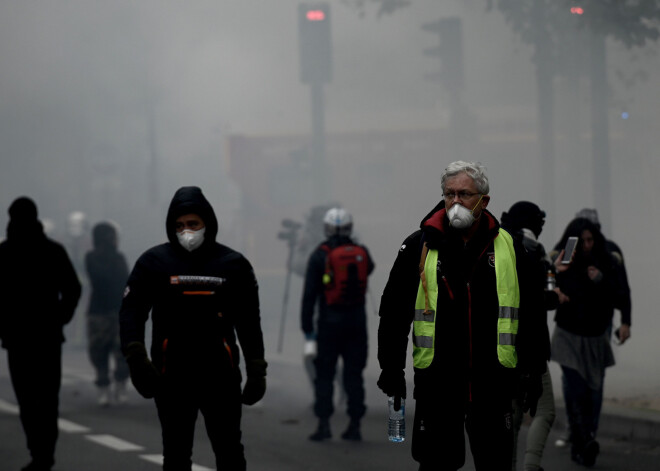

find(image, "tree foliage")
[339,0,411,19]
[488,0,660,48]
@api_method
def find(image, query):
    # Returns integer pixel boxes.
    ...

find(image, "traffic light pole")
[310,81,328,203]
[298,2,332,203]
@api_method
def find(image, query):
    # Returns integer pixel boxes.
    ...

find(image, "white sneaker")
[115,381,128,404]
[97,387,110,407]
[555,437,569,448]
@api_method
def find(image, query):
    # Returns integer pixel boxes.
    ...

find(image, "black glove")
[519,373,543,417]
[124,341,160,399]
[377,369,406,410]
[242,358,267,405]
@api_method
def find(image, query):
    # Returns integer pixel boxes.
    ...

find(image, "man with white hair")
[301,207,375,442]
[377,161,546,471]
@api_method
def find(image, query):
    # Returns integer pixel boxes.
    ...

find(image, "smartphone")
[561,236,579,265]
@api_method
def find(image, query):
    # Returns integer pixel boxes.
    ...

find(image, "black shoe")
[309,419,331,441]
[341,419,362,441]
[581,439,600,467]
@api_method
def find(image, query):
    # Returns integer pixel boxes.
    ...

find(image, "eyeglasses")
[443,191,480,201]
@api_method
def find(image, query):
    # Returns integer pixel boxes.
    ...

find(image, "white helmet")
[323,207,353,237]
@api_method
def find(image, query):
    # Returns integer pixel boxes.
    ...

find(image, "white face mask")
[177,227,206,252]
[447,195,484,230]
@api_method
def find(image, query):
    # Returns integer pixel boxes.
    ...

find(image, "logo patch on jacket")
[488,252,495,268]
[170,275,226,286]
[170,275,226,295]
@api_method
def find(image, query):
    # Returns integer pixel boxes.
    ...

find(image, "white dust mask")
[447,195,483,229]
[177,227,206,252]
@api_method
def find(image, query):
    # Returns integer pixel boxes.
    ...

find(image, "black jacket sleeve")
[364,245,376,276]
[230,256,265,364]
[55,243,82,326]
[610,248,632,326]
[377,232,422,372]
[300,246,326,335]
[119,254,156,349]
[514,238,549,374]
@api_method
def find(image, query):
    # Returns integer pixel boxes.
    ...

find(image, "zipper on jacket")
[441,275,454,300]
[223,338,234,368]
[161,338,168,374]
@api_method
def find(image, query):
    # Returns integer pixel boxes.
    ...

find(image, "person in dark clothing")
[301,207,375,442]
[501,201,560,471]
[550,217,629,467]
[119,186,267,471]
[85,221,130,406]
[0,197,81,471]
[574,208,632,344]
[377,162,546,471]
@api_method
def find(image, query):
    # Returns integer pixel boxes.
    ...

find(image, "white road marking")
[0,398,19,415]
[140,454,214,471]
[86,434,145,452]
[58,418,91,433]
[1,396,214,470]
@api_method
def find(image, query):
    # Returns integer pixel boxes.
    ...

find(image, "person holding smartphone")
[549,217,630,467]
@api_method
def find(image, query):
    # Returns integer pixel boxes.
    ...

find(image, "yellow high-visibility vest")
[413,229,520,369]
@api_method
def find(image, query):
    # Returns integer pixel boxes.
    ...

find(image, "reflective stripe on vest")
[493,229,520,368]
[412,228,520,369]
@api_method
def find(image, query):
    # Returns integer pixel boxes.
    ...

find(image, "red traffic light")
[306,10,326,21]
[570,6,584,15]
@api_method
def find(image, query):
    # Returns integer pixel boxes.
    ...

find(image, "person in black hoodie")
[0,196,81,471]
[301,207,375,442]
[85,221,130,406]
[501,201,560,471]
[119,186,266,471]
[377,162,546,471]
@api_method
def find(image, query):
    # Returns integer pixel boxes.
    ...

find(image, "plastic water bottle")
[546,270,556,291]
[388,396,405,443]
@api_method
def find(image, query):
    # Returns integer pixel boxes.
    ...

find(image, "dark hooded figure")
[119,186,266,471]
[84,221,130,406]
[501,201,558,471]
[0,196,81,471]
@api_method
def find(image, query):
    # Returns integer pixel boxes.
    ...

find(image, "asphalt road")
[1,347,659,471]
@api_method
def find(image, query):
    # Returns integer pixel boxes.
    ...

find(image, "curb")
[555,403,660,445]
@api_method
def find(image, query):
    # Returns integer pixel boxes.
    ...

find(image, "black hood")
[501,201,545,238]
[165,186,218,247]
[92,222,118,251]
[6,196,45,243]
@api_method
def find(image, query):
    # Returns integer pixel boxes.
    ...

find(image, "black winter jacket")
[119,187,265,377]
[377,201,546,403]
[86,247,129,316]
[301,235,374,335]
[553,250,625,337]
[0,220,81,348]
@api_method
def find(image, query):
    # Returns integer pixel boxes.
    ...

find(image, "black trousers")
[412,395,513,471]
[8,343,62,468]
[313,321,367,420]
[561,365,603,453]
[154,369,245,471]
